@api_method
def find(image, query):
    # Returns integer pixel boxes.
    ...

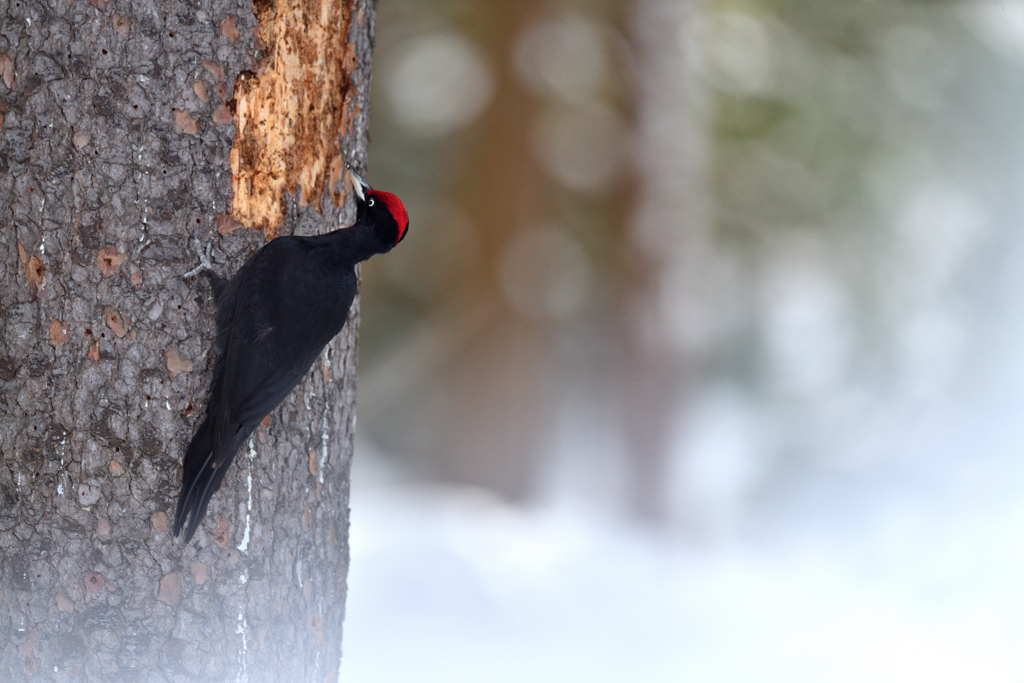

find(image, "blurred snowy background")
[342,0,1024,680]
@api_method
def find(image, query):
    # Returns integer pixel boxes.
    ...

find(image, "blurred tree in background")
[345,1,1024,678]
[360,0,636,502]
[357,0,1023,537]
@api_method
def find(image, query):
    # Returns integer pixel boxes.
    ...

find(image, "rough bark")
[0,0,376,680]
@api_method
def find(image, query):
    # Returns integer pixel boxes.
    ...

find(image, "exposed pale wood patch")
[96,246,126,277]
[18,242,46,299]
[103,306,129,338]
[230,0,359,238]
[165,347,194,376]
[48,318,68,347]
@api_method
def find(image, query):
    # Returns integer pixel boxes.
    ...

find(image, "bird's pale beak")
[348,168,371,202]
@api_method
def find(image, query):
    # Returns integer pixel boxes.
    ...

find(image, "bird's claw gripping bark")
[181,235,215,279]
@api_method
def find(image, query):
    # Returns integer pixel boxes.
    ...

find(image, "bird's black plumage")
[174,177,408,543]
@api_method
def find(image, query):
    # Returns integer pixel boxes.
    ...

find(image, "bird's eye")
[368,198,375,207]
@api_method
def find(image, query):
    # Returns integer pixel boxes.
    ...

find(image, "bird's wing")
[209,239,321,468]
[174,414,234,543]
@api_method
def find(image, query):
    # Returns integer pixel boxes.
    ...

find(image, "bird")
[173,170,408,543]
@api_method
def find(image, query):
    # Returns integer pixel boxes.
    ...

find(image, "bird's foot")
[181,235,215,280]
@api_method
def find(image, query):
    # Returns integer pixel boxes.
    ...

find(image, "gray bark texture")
[0,0,377,680]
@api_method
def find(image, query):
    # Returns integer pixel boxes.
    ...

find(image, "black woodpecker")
[173,172,408,543]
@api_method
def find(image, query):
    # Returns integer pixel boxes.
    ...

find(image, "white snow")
[341,442,1024,682]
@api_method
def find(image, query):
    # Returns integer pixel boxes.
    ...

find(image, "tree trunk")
[0,0,376,680]
[621,0,710,522]
[436,0,550,500]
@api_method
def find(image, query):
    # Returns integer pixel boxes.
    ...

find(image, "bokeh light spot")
[386,33,494,137]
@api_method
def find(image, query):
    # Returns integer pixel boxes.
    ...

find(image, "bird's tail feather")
[174,417,232,543]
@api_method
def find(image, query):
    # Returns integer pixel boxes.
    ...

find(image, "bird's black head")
[352,172,409,251]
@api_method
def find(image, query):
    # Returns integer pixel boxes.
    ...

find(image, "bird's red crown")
[369,190,409,243]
